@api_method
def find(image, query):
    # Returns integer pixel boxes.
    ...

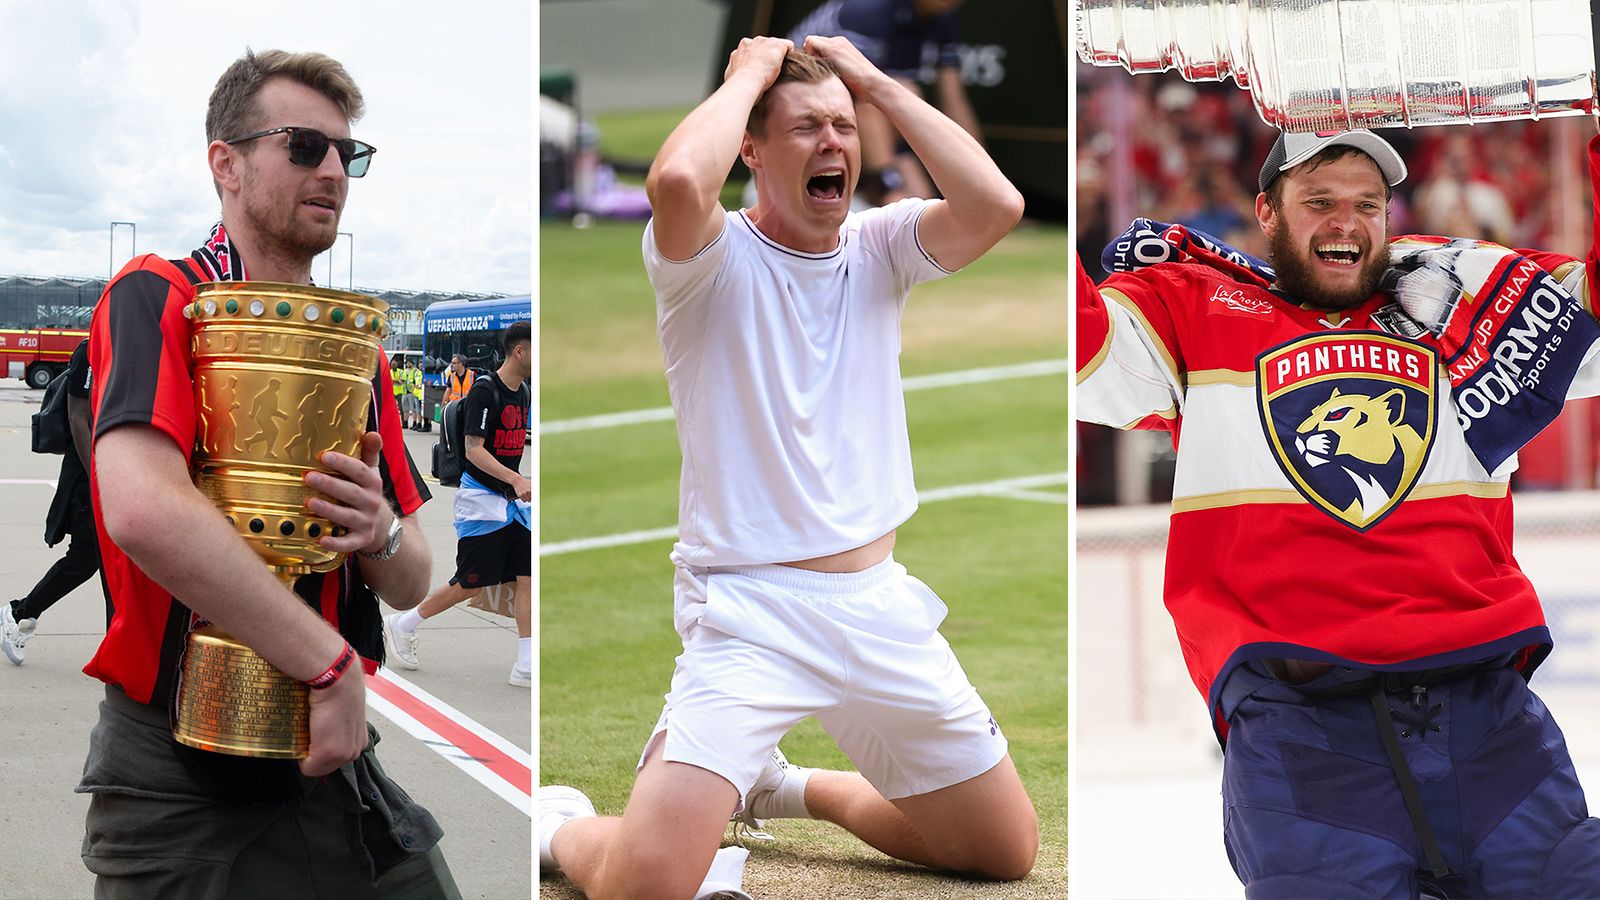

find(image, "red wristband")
[305,642,357,690]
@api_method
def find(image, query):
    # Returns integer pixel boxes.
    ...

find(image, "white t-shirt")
[644,199,953,566]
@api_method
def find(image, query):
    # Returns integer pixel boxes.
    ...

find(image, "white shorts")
[640,555,1008,801]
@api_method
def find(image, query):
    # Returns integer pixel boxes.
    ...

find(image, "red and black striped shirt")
[83,253,429,707]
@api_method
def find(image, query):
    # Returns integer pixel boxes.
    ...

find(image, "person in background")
[2,339,104,664]
[385,321,531,685]
[441,353,475,408]
[787,0,979,205]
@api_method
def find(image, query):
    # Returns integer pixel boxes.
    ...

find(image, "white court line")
[996,488,1071,505]
[541,525,680,556]
[365,668,533,816]
[0,479,58,487]
[539,358,1070,435]
[541,472,1070,556]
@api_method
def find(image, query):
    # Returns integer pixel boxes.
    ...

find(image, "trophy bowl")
[1075,0,1597,132]
[173,282,389,758]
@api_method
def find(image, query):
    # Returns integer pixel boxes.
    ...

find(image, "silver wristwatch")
[358,516,404,561]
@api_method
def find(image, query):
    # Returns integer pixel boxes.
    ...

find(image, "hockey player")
[1077,128,1600,895]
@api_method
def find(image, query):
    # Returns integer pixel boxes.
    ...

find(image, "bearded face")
[1268,216,1392,311]
[1259,152,1392,312]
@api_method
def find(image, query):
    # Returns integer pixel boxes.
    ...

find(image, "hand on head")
[801,35,884,96]
[725,36,793,90]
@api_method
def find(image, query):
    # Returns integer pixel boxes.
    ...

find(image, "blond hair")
[746,50,839,137]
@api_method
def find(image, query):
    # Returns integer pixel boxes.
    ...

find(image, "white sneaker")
[539,785,596,872]
[1,605,35,666]
[729,746,787,844]
[508,663,532,688]
[382,613,419,670]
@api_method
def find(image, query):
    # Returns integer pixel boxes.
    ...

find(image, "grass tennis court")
[539,199,1068,896]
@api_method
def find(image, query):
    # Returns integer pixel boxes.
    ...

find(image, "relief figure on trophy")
[241,378,288,459]
[292,381,333,461]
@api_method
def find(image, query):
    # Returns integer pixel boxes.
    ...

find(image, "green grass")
[595,106,694,166]
[539,221,1068,421]
[540,203,1068,898]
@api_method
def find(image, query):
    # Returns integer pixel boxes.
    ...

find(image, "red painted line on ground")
[365,672,532,796]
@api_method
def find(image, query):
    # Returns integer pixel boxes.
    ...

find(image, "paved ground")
[0,381,531,899]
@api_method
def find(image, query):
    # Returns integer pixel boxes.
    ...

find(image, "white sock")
[517,637,532,670]
[694,846,751,899]
[538,787,595,872]
[750,766,815,820]
[538,814,568,871]
[396,608,425,634]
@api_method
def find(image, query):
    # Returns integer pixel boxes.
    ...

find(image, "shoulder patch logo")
[1257,333,1438,531]
[1207,284,1274,318]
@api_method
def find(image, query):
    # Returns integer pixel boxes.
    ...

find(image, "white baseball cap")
[1258,129,1407,193]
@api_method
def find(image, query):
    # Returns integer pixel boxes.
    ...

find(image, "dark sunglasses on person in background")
[224,126,377,177]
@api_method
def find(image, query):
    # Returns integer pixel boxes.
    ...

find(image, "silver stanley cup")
[1075,0,1596,132]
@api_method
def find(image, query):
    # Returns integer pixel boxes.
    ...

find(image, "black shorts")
[450,521,531,589]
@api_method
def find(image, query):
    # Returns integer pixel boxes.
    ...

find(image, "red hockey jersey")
[1076,139,1600,739]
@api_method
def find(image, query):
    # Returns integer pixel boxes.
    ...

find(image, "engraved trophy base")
[172,624,309,759]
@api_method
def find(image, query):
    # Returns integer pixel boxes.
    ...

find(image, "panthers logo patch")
[1258,333,1438,531]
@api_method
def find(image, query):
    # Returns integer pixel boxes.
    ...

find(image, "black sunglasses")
[224,126,376,177]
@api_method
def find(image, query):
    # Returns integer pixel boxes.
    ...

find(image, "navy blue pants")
[1222,662,1600,898]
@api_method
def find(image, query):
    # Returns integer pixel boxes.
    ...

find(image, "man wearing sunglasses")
[78,49,459,898]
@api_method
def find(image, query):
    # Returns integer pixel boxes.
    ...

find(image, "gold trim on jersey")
[1187,369,1256,387]
[1113,405,1178,429]
[1170,479,1507,514]
[1100,286,1184,392]
[1551,260,1592,317]
[1077,315,1113,385]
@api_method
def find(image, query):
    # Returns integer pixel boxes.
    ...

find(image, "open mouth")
[1314,242,1362,266]
[304,198,337,212]
[806,170,845,202]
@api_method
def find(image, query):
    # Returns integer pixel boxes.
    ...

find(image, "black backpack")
[30,368,71,455]
[431,398,466,487]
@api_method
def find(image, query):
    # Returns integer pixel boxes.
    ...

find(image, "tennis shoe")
[382,613,420,670]
[509,663,532,687]
[539,785,596,871]
[1,604,35,666]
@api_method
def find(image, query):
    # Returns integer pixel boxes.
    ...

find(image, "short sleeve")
[642,213,734,318]
[90,257,199,456]
[461,379,493,440]
[67,340,91,398]
[853,198,956,297]
[932,13,962,69]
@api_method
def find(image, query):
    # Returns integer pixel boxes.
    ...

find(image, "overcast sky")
[0,1,531,295]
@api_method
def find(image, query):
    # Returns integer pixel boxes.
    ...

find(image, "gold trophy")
[173,282,388,758]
